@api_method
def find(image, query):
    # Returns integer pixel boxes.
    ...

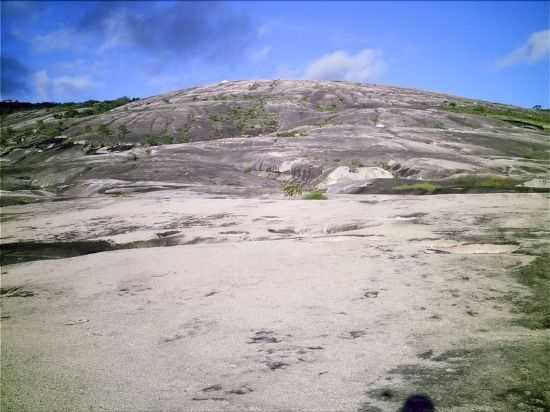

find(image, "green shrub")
[145,135,173,146]
[282,181,303,198]
[276,130,298,138]
[303,191,327,200]
[451,175,521,190]
[393,182,439,194]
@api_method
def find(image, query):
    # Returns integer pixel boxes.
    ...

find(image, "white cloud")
[31,71,96,99]
[249,45,272,62]
[53,76,96,94]
[97,11,135,53]
[497,29,550,68]
[303,49,387,83]
[32,29,86,52]
[32,71,50,99]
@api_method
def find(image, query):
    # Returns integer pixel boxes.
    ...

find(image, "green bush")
[282,181,303,198]
[145,135,173,146]
[303,191,327,200]
[393,182,439,194]
[451,175,521,190]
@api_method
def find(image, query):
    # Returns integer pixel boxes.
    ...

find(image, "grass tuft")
[281,181,303,198]
[393,182,439,194]
[451,175,522,190]
[303,191,327,200]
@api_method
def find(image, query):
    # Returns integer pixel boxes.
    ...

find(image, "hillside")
[1,80,549,202]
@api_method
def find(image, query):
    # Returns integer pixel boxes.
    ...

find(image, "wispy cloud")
[32,29,86,53]
[497,29,550,68]
[32,71,50,100]
[31,71,97,99]
[53,76,96,94]
[303,49,387,83]
[249,45,272,62]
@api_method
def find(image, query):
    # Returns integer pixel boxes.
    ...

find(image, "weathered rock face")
[1,80,549,199]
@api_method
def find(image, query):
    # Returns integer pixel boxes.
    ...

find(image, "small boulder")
[521,177,550,189]
[317,166,393,193]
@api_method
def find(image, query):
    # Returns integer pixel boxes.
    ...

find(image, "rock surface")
[1,191,549,411]
[2,80,548,199]
[1,80,550,411]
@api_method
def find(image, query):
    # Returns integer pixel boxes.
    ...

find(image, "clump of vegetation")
[282,181,303,198]
[145,135,173,146]
[512,255,550,329]
[276,130,300,138]
[443,102,550,130]
[451,175,522,190]
[393,182,440,194]
[374,340,550,411]
[207,99,279,137]
[366,248,550,412]
[303,191,327,200]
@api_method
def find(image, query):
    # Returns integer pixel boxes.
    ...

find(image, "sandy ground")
[1,192,549,411]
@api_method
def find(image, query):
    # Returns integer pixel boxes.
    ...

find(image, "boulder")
[521,177,550,189]
[317,166,393,193]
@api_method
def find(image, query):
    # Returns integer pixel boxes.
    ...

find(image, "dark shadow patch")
[248,330,280,344]
[341,330,367,339]
[394,212,428,219]
[0,235,191,265]
[227,385,253,395]
[202,384,222,392]
[0,287,34,298]
[417,350,433,360]
[265,361,288,370]
[160,334,184,343]
[156,230,180,238]
[268,227,296,234]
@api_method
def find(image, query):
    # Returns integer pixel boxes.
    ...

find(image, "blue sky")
[1,1,548,107]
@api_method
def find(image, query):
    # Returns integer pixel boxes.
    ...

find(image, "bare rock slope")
[2,80,549,199]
